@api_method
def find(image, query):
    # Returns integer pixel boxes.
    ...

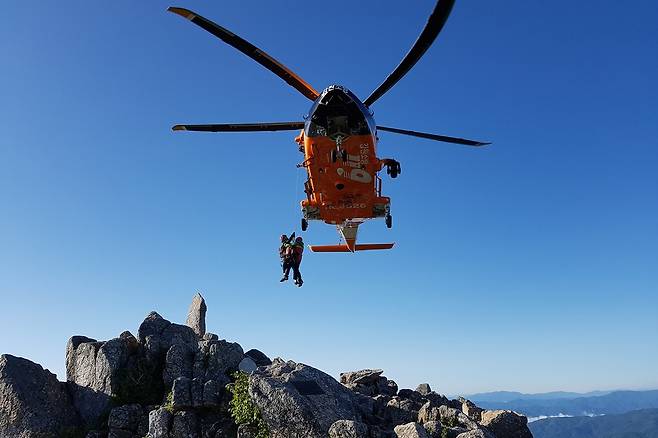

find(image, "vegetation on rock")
[227,371,269,438]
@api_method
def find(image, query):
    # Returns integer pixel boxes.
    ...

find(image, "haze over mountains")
[529,408,658,438]
[466,390,658,417]
[466,390,658,438]
[464,391,611,403]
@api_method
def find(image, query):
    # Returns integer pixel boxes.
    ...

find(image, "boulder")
[415,384,432,396]
[461,400,483,422]
[191,377,204,407]
[107,404,144,431]
[159,324,198,353]
[171,377,192,409]
[340,369,384,386]
[249,359,362,438]
[163,343,194,387]
[329,419,369,438]
[0,354,80,437]
[239,356,258,374]
[66,336,97,378]
[456,429,496,438]
[138,312,197,362]
[398,389,424,403]
[418,401,440,423]
[479,410,532,438]
[202,379,222,407]
[394,422,430,438]
[245,349,272,367]
[203,333,219,341]
[66,335,141,425]
[425,392,450,407]
[194,339,243,385]
[171,411,199,437]
[379,379,399,396]
[138,312,172,345]
[386,397,418,425]
[422,421,442,438]
[185,293,207,337]
[147,407,172,438]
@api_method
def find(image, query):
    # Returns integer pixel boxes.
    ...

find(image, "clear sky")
[1,1,657,395]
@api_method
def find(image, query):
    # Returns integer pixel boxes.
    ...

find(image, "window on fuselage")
[305,100,372,138]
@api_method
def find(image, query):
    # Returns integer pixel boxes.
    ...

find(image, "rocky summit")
[0,296,533,438]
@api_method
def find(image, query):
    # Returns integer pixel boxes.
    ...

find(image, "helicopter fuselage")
[298,86,392,231]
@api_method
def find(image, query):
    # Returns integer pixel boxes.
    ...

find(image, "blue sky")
[1,0,657,395]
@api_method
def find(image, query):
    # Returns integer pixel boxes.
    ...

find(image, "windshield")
[305,88,374,138]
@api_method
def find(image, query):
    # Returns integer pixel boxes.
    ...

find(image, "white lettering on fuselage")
[327,203,367,210]
[337,143,373,183]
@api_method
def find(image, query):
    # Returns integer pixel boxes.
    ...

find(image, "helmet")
[295,236,303,243]
[280,234,287,241]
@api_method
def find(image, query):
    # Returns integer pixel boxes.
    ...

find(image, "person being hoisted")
[279,234,304,287]
[291,236,304,287]
[279,233,294,282]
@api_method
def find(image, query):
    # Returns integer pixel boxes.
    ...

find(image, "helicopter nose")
[320,86,353,105]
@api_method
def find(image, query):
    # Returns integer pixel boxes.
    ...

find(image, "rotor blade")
[377,125,490,146]
[172,122,305,132]
[168,7,320,101]
[364,0,456,106]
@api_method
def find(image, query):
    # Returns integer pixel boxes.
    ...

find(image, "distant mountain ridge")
[464,390,611,403]
[529,408,658,438]
[469,390,658,417]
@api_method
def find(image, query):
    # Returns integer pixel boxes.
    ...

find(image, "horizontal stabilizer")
[310,243,395,253]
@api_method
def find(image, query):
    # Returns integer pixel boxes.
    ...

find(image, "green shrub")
[164,390,174,413]
[441,427,449,438]
[441,415,459,428]
[227,371,269,438]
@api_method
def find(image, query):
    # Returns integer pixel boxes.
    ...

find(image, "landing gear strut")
[385,214,393,229]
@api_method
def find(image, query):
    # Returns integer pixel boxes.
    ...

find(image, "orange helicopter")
[168,0,488,253]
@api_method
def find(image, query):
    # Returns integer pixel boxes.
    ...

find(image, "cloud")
[527,413,573,423]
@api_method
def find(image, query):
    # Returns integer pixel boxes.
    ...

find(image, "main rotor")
[168,1,489,147]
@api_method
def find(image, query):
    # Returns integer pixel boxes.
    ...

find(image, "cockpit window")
[305,90,373,138]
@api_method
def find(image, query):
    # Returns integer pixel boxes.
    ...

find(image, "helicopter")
[168,0,488,253]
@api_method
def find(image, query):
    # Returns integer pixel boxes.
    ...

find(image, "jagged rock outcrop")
[456,429,496,438]
[245,349,272,367]
[185,292,207,337]
[329,420,369,438]
[479,410,532,438]
[0,354,79,438]
[147,407,172,438]
[340,368,398,397]
[461,399,484,422]
[394,422,430,438]
[66,329,158,426]
[249,358,363,438]
[334,368,531,438]
[108,403,148,437]
[416,384,432,396]
[0,295,533,438]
